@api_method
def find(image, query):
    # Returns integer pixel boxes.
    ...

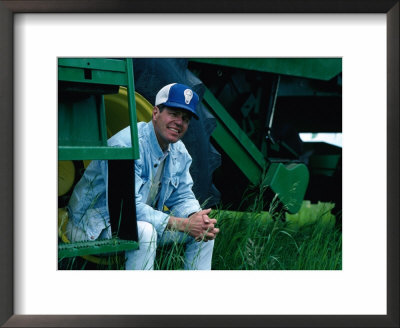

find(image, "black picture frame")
[1,1,398,327]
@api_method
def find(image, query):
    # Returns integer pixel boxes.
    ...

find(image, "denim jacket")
[67,121,201,240]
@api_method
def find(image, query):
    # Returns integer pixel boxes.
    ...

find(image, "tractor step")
[58,238,139,259]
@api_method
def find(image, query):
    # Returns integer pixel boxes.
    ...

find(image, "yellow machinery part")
[104,86,153,138]
[58,160,76,196]
[59,88,153,265]
[81,87,153,170]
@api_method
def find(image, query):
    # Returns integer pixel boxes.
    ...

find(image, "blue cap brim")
[163,101,199,120]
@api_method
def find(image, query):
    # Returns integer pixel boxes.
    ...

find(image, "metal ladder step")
[58,238,139,259]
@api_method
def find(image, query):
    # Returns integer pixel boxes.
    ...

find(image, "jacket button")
[154,164,158,168]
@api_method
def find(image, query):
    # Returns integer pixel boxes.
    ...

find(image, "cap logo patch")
[184,89,193,104]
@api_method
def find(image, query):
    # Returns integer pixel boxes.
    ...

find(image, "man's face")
[152,106,191,150]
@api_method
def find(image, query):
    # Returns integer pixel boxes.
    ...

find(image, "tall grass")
[59,186,342,271]
[210,209,341,270]
[152,198,341,270]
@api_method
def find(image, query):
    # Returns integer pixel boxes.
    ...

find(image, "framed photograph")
[1,1,398,327]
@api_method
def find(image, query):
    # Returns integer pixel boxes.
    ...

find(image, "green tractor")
[186,58,342,214]
[57,57,341,264]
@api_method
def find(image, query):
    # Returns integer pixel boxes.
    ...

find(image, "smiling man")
[67,83,219,270]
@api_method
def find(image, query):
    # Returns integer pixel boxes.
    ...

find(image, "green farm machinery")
[58,58,341,264]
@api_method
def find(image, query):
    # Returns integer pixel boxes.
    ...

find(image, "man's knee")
[206,239,215,248]
[201,239,215,253]
[137,221,157,244]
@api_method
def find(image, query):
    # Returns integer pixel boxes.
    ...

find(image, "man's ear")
[152,106,159,120]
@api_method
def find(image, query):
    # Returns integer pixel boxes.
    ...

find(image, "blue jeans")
[125,221,215,270]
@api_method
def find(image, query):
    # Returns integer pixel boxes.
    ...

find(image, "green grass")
[210,206,341,270]
[59,191,342,271]
[151,198,342,270]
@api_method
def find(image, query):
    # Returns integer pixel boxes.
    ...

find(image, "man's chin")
[165,135,179,144]
[166,131,185,144]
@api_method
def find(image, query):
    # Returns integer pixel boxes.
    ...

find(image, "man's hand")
[187,209,220,242]
[167,208,220,242]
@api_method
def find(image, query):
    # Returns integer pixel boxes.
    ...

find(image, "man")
[66,83,219,270]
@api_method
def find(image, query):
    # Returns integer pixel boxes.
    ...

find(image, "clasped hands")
[187,208,219,242]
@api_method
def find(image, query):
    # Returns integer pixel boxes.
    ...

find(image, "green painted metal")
[58,238,139,259]
[58,58,140,258]
[58,58,139,160]
[308,154,341,177]
[58,95,107,147]
[262,162,309,213]
[203,86,309,214]
[202,87,267,185]
[190,58,342,81]
[58,58,126,72]
[58,146,140,160]
[58,58,128,86]
[125,58,139,160]
[58,66,128,86]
